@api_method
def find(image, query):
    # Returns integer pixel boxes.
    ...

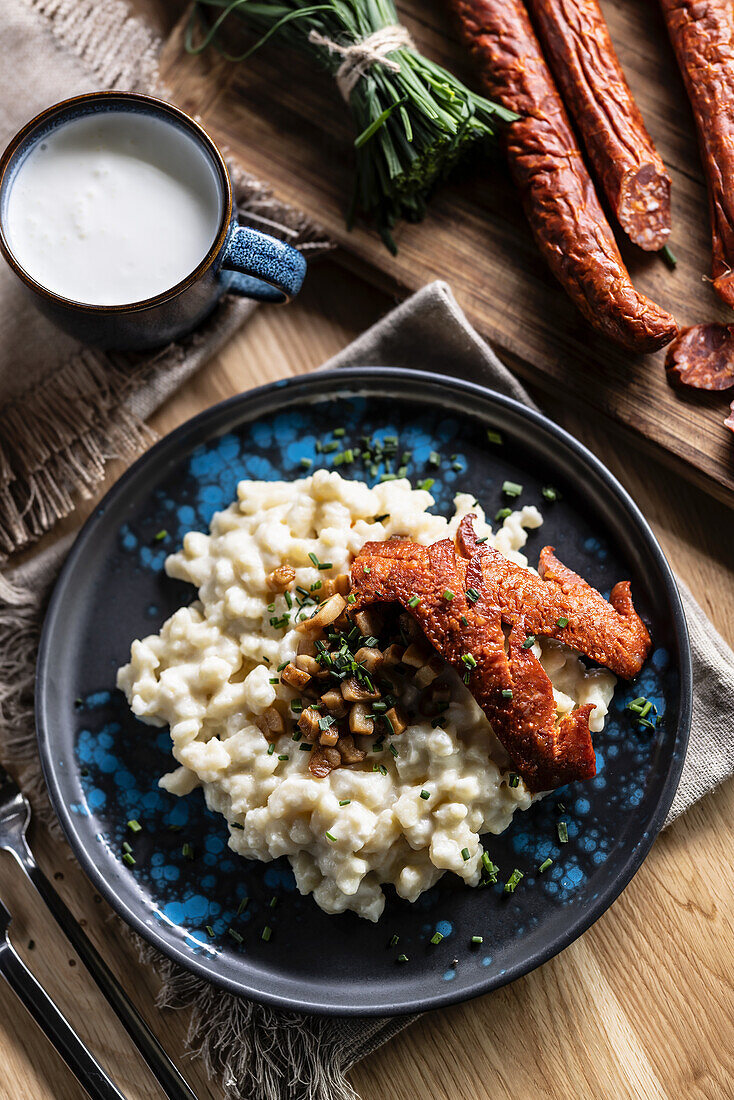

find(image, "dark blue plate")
[36,369,691,1016]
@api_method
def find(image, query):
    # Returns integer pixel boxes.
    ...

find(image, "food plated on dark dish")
[37,370,690,1014]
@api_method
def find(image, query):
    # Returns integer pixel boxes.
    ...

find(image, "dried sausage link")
[448,0,678,351]
[659,0,734,307]
[526,0,671,251]
[665,323,734,390]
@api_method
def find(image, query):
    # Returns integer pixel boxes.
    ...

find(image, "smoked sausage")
[665,323,734,390]
[526,0,671,251]
[448,0,678,352]
[659,1,734,308]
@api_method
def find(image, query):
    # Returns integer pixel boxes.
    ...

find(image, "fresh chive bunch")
[187,0,517,250]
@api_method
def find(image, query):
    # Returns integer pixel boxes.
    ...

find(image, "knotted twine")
[308,24,414,101]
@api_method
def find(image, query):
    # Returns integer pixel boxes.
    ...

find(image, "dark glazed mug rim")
[0,90,233,315]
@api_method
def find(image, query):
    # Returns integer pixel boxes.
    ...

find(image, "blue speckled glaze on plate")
[36,368,691,1016]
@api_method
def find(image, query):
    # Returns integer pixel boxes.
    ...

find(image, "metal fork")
[0,896,126,1099]
[0,766,198,1100]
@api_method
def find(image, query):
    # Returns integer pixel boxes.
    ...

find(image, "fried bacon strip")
[350,517,650,792]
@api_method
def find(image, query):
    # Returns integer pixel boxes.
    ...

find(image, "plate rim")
[36,366,692,1016]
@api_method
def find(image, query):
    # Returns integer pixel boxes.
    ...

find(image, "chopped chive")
[397,954,409,963]
[557,617,569,628]
[541,486,561,502]
[333,427,346,437]
[389,743,399,757]
[269,896,278,909]
[661,244,677,269]
[237,897,249,915]
[461,847,471,861]
[460,614,468,626]
[430,931,444,945]
[501,689,513,699]
[153,529,168,541]
[290,699,303,713]
[339,799,351,806]
[557,821,569,844]
[522,635,536,649]
[231,822,244,830]
[269,677,280,684]
[308,552,320,568]
[389,934,400,947]
[420,789,430,800]
[122,852,136,867]
[206,924,215,937]
[407,594,421,608]
[127,819,142,833]
[471,935,483,945]
[476,535,489,543]
[228,928,243,944]
[428,451,441,466]
[299,743,312,751]
[267,743,275,755]
[299,457,312,469]
[417,478,435,491]
[326,831,337,842]
[277,661,288,671]
[262,926,272,942]
[466,588,479,603]
[461,653,478,669]
[346,593,356,604]
[508,773,519,788]
[538,858,553,873]
[373,513,390,523]
[504,868,524,894]
[480,852,499,885]
[278,754,289,761]
[502,480,523,497]
[495,507,512,522]
[122,841,132,854]
[443,588,455,601]
[323,441,339,453]
[182,843,194,860]
[486,429,503,445]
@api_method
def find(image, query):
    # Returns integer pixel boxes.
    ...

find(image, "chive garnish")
[267,743,275,755]
[206,925,215,937]
[237,898,249,915]
[346,593,356,604]
[407,594,421,608]
[389,743,398,757]
[501,689,513,699]
[471,936,483,945]
[476,535,489,543]
[299,457,312,469]
[127,819,142,833]
[417,478,435,491]
[504,869,524,894]
[269,896,278,909]
[661,244,677,269]
[339,799,351,806]
[262,926,272,942]
[389,934,399,947]
[182,843,194,860]
[326,831,337,842]
[466,588,479,603]
[541,486,560,502]
[461,653,477,669]
[153,529,168,541]
[557,617,569,628]
[122,841,132,854]
[228,928,243,944]
[428,451,441,466]
[122,852,136,867]
[522,635,536,649]
[278,754,289,761]
[502,480,523,497]
[333,427,346,437]
[538,858,553,873]
[557,821,569,844]
[508,773,519,788]
[430,931,444,945]
[397,954,409,963]
[443,589,455,601]
[495,507,512,522]
[420,789,430,800]
[299,743,312,751]
[308,552,321,568]
[460,614,468,626]
[486,429,503,445]
[461,847,471,861]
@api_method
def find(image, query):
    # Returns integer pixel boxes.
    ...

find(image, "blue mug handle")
[219,224,306,303]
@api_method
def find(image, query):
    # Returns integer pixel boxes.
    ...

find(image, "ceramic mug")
[0,91,307,350]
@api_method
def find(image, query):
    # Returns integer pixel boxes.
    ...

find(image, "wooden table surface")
[0,260,732,1099]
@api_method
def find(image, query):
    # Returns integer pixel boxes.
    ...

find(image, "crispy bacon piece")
[350,518,650,792]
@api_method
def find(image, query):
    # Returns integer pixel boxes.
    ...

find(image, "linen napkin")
[2,281,733,1100]
[0,0,328,561]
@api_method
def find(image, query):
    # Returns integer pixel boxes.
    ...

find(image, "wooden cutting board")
[157,0,734,506]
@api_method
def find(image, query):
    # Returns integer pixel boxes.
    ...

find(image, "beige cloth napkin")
[0,0,327,561]
[2,281,733,1100]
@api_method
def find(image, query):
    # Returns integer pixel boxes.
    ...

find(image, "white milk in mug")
[4,111,223,306]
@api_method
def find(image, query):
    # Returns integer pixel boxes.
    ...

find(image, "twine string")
[308,24,415,101]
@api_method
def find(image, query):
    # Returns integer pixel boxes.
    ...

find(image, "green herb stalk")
[187,0,516,250]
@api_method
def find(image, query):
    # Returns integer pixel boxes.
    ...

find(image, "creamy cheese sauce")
[118,474,616,921]
[5,111,222,305]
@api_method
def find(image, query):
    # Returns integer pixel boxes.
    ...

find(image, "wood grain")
[1,260,732,1100]
[155,0,734,506]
